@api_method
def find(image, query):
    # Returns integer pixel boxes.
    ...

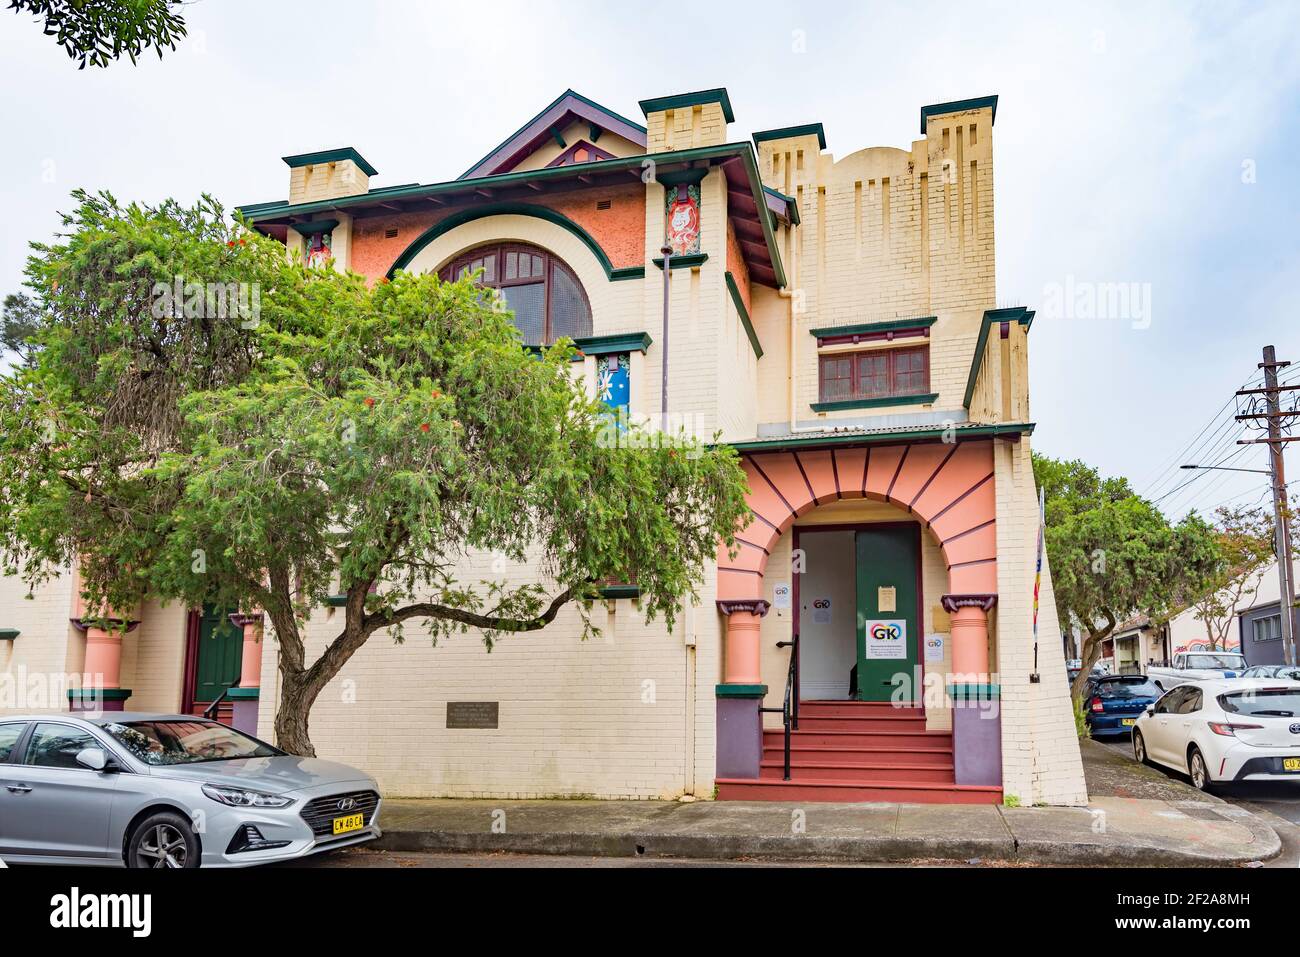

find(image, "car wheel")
[127,811,199,869]
[1188,746,1215,792]
[1133,729,1152,766]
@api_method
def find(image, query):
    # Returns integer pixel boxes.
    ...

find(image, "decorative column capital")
[229,612,265,629]
[69,617,141,634]
[941,594,998,613]
[716,599,771,618]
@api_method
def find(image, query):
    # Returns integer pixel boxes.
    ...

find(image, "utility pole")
[1236,346,1300,666]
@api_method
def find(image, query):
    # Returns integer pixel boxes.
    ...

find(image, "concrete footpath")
[373,741,1281,867]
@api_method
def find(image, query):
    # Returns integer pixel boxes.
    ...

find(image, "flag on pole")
[1032,486,1046,641]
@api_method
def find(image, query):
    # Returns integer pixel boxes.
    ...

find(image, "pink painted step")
[795,715,929,732]
[798,700,925,719]
[765,729,952,750]
[762,744,954,768]
[716,778,1002,805]
[759,761,955,783]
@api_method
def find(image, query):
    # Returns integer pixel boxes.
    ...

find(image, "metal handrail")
[761,641,798,781]
[203,687,232,721]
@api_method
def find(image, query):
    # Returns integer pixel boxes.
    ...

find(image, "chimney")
[282,147,376,205]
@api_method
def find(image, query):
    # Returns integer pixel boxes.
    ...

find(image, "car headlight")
[202,784,294,808]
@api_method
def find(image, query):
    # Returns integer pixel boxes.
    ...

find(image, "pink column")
[723,611,764,685]
[228,613,265,735]
[83,627,124,688]
[950,607,990,677]
[237,615,264,689]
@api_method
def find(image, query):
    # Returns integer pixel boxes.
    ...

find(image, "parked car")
[0,713,382,867]
[1131,679,1300,791]
[1147,651,1248,692]
[1242,664,1300,681]
[1068,664,1108,687]
[1084,675,1162,737]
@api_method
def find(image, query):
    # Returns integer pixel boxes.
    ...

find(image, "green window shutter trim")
[725,271,764,359]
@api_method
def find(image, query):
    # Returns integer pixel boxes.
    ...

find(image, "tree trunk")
[274,667,323,757]
[1071,621,1114,703]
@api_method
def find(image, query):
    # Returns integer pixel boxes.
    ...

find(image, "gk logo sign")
[864,620,908,660]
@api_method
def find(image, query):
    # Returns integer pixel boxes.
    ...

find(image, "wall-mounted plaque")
[446,702,499,729]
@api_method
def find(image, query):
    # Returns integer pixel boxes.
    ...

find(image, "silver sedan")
[0,713,382,868]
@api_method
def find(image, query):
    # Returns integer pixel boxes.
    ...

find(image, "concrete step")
[715,777,1003,804]
[759,761,955,783]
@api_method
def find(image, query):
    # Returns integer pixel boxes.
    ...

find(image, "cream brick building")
[0,88,1086,807]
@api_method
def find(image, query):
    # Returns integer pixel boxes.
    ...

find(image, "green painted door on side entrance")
[855,525,921,702]
[195,605,242,704]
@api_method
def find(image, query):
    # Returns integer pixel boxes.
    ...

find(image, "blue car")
[1086,675,1162,737]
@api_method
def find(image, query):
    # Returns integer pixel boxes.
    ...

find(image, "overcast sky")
[2,0,1297,519]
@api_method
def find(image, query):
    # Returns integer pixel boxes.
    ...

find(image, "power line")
[1140,371,1264,498]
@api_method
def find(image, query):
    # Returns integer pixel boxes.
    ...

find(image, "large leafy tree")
[0,191,751,755]
[8,0,186,68]
[1032,454,1221,701]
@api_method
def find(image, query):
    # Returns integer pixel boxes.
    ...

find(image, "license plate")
[1122,719,1137,727]
[1284,759,1300,773]
[333,813,365,835]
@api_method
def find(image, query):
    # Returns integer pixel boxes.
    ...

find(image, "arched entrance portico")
[714,437,1005,799]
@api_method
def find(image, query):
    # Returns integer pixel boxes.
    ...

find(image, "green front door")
[194,605,242,704]
[855,525,921,702]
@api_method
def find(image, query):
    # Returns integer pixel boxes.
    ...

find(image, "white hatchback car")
[1132,679,1300,791]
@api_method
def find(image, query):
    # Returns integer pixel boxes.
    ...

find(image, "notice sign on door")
[878,586,897,613]
[864,620,908,660]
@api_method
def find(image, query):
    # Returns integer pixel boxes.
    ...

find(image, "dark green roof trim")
[725,271,764,360]
[575,332,653,356]
[389,203,627,281]
[811,393,939,413]
[226,687,261,700]
[241,141,785,290]
[658,168,710,188]
[962,306,1036,410]
[610,266,646,282]
[653,253,709,271]
[282,147,377,177]
[598,585,641,601]
[640,88,735,123]
[727,422,1035,453]
[715,684,768,698]
[67,688,132,702]
[549,127,566,148]
[325,595,349,608]
[0,628,18,641]
[920,95,999,134]
[753,123,826,150]
[290,219,339,237]
[764,185,801,226]
[810,317,937,339]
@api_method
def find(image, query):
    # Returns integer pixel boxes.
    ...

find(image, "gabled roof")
[459,89,648,181]
[240,142,788,289]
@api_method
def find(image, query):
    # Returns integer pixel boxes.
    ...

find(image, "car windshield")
[1218,690,1300,717]
[1185,654,1246,670]
[1096,678,1160,698]
[102,720,283,765]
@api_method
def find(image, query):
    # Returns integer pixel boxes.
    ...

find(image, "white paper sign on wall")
[812,598,832,625]
[772,582,791,610]
[925,633,945,663]
[864,620,907,659]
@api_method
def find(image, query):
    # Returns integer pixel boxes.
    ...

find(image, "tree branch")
[363,585,579,636]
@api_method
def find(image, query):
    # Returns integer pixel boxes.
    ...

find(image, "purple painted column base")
[951,687,1002,787]
[716,689,764,780]
[67,689,131,713]
[228,690,261,736]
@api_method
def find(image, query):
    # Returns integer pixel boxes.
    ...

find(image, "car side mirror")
[1145,707,1155,717]
[76,747,112,772]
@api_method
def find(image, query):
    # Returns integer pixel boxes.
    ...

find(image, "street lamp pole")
[660,243,673,430]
